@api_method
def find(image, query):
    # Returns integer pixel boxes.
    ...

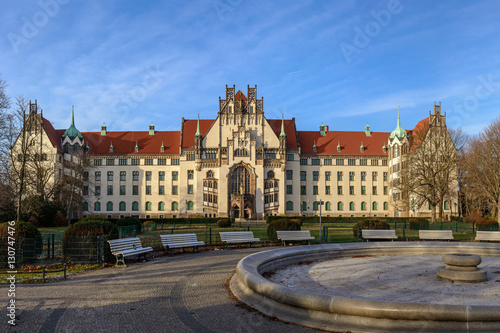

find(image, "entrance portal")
[228,163,256,219]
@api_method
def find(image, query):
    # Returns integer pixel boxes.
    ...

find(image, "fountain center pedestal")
[437,253,487,283]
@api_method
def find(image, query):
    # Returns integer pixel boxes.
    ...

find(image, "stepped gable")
[297,130,390,155]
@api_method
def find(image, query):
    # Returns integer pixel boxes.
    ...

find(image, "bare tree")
[0,74,12,186]
[462,117,500,225]
[399,120,459,222]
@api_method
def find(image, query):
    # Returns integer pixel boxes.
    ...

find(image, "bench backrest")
[220,231,256,241]
[108,237,144,253]
[161,233,199,244]
[476,231,500,240]
[362,229,396,237]
[276,230,312,237]
[419,230,453,239]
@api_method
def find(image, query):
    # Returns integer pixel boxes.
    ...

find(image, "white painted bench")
[276,230,315,246]
[220,231,260,249]
[361,229,397,241]
[475,231,500,242]
[108,237,153,267]
[419,230,454,241]
[160,233,205,255]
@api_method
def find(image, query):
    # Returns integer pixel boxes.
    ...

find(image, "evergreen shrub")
[353,219,390,238]
[267,219,301,242]
[62,218,118,263]
[0,220,42,265]
[217,219,231,228]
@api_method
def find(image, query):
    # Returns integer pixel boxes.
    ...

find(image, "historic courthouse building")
[17,85,458,220]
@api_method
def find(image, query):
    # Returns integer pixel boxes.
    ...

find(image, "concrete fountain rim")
[230,242,500,332]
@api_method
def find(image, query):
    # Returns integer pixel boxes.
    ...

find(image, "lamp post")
[318,200,324,243]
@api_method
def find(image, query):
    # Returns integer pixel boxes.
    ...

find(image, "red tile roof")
[409,117,429,151]
[234,90,247,100]
[267,119,299,149]
[83,131,180,155]
[181,119,215,149]
[42,117,64,151]
[297,130,389,156]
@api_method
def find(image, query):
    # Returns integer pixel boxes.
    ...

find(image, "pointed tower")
[279,114,287,157]
[389,106,407,141]
[195,114,202,160]
[62,106,84,153]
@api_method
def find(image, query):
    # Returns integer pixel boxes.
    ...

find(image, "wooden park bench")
[276,230,315,246]
[361,229,398,241]
[419,230,454,241]
[475,231,500,242]
[160,233,205,255]
[108,237,153,267]
[219,231,260,249]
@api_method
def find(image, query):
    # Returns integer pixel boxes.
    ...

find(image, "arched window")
[187,201,194,210]
[107,201,113,211]
[384,202,389,210]
[207,170,214,178]
[172,202,178,211]
[372,202,378,211]
[231,166,251,195]
[444,201,449,210]
[203,180,208,187]
[132,201,139,211]
[349,202,355,211]
[302,201,307,211]
[337,202,343,211]
[119,202,126,211]
[267,170,274,179]
[158,202,165,211]
[325,201,331,211]
[361,202,367,211]
[94,202,101,211]
[286,201,293,211]
[83,202,88,211]
[146,201,152,211]
[313,201,319,211]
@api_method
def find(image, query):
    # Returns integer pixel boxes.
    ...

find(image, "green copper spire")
[109,141,114,152]
[62,106,83,140]
[160,141,165,152]
[195,114,201,137]
[313,140,317,152]
[135,141,139,152]
[389,106,407,141]
[280,114,286,138]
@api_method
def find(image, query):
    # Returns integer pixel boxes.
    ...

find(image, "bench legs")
[114,254,127,268]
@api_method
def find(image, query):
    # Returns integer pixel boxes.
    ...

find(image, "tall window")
[361,186,366,195]
[337,171,343,181]
[286,201,293,210]
[146,202,152,211]
[172,186,178,195]
[188,170,194,179]
[172,202,178,211]
[325,202,331,211]
[373,202,378,211]
[107,171,113,181]
[146,171,152,181]
[337,186,343,195]
[132,201,139,211]
[349,202,355,211]
[159,171,165,181]
[384,202,389,210]
[361,171,366,181]
[119,202,126,211]
[159,185,165,195]
[146,185,151,195]
[158,202,165,211]
[300,171,306,181]
[94,202,101,211]
[286,170,293,180]
[187,201,194,210]
[313,201,319,211]
[302,201,307,211]
[361,202,367,211]
[172,171,178,180]
[313,171,319,181]
[95,171,101,181]
[325,186,330,195]
[120,185,126,195]
[107,202,113,211]
[188,185,193,194]
[349,172,354,181]
[133,171,139,181]
[313,186,318,195]
[120,171,126,181]
[337,202,343,211]
[325,171,331,181]
[372,172,377,181]
[231,167,251,194]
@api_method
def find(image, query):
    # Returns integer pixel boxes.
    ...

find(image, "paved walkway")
[2,247,318,333]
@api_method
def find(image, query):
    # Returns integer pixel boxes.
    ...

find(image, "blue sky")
[1,0,499,135]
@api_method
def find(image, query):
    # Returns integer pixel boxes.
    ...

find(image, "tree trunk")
[431,205,437,223]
